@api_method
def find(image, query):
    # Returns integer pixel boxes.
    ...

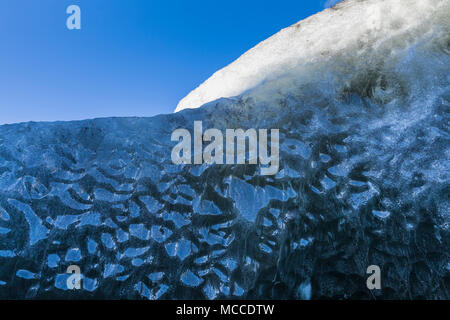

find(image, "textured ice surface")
[0,0,449,300]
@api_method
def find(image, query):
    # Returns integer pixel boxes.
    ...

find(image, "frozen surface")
[0,0,449,299]
[176,0,449,112]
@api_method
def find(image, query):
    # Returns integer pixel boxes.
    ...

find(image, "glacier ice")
[176,0,449,112]
[0,0,449,299]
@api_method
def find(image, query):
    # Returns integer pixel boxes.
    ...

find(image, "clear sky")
[0,0,339,125]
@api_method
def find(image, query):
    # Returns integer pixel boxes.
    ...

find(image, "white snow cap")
[175,0,449,112]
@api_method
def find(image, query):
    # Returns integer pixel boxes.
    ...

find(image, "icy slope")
[0,0,449,300]
[176,0,450,112]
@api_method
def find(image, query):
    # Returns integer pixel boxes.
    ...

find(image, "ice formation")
[0,0,448,299]
[176,0,449,112]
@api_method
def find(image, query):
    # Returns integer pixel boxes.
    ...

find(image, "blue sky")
[0,0,338,124]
